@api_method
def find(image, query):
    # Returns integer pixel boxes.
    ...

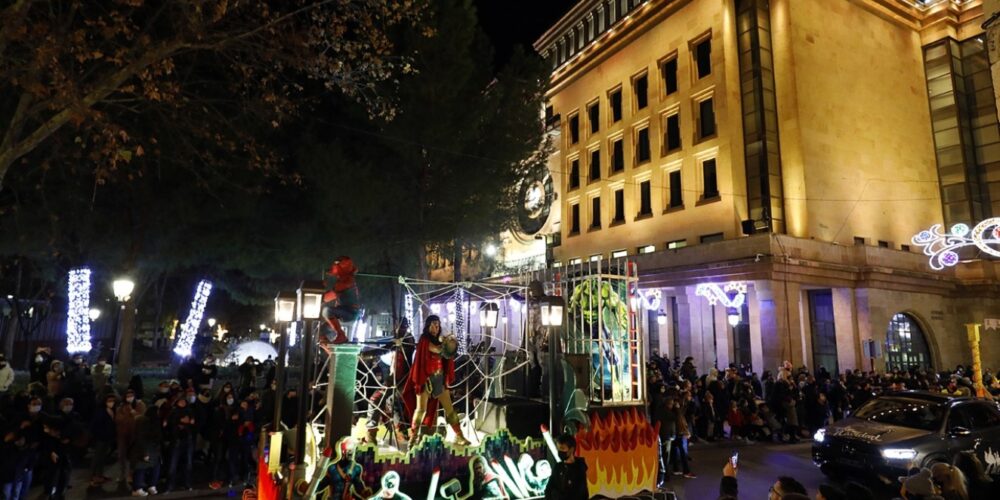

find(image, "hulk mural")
[567,277,632,402]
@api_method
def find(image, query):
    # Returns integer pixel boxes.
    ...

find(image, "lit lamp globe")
[727,313,741,327]
[207,318,217,328]
[479,302,500,329]
[540,296,565,327]
[656,311,667,326]
[112,279,135,302]
[274,291,297,323]
[296,281,326,320]
[89,308,102,322]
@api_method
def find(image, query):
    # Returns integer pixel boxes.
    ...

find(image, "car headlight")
[813,429,825,443]
[881,448,917,460]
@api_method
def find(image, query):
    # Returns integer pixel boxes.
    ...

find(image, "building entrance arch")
[885,313,933,371]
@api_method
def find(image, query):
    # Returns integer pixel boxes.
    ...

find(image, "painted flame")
[576,407,659,497]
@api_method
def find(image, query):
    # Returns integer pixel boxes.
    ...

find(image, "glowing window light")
[911,218,1000,270]
[695,281,747,308]
[66,268,93,353]
[174,280,212,357]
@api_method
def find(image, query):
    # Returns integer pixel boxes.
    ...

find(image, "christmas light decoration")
[695,281,747,308]
[641,289,662,310]
[454,288,467,355]
[911,218,1000,270]
[174,280,212,357]
[66,268,93,353]
[404,293,414,332]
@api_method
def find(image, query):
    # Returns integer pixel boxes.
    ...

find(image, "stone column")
[748,285,764,373]
[754,279,804,371]
[675,291,693,362]
[713,303,732,369]
[832,288,861,372]
[685,287,709,370]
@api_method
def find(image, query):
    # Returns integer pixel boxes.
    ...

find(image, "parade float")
[253,256,662,500]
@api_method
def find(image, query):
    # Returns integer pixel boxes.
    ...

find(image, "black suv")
[812,391,1000,481]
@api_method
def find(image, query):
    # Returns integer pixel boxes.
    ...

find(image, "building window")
[635,127,650,164]
[638,244,656,254]
[589,149,601,181]
[611,249,628,259]
[668,169,683,208]
[853,236,866,246]
[700,232,724,243]
[638,180,652,216]
[588,101,600,134]
[664,112,681,153]
[697,98,716,139]
[613,188,625,223]
[569,158,580,190]
[667,239,687,249]
[702,158,719,199]
[591,197,601,229]
[661,57,678,95]
[885,313,933,371]
[611,137,625,172]
[901,244,911,252]
[695,36,712,79]
[569,203,581,234]
[569,114,580,145]
[633,73,648,110]
[878,240,890,248]
[569,257,583,265]
[610,88,623,123]
[552,261,563,268]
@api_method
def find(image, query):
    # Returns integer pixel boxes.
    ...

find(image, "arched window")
[885,313,933,371]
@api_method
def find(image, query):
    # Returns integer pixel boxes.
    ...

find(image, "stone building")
[533,0,1000,375]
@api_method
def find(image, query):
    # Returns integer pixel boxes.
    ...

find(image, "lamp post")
[273,292,296,430]
[540,295,565,434]
[89,308,102,322]
[111,278,134,370]
[294,280,324,467]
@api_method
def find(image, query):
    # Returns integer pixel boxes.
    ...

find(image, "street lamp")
[657,311,667,326]
[479,302,500,329]
[272,291,297,432]
[294,280,325,468]
[111,278,134,367]
[89,308,102,322]
[484,244,498,257]
[539,294,565,434]
[727,310,740,327]
[275,292,297,323]
[207,318,217,328]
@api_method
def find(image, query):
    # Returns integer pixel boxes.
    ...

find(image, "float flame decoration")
[576,408,659,497]
[911,218,1000,270]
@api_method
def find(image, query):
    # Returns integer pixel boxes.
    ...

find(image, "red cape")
[402,334,455,426]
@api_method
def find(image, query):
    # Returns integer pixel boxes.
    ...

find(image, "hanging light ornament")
[174,280,213,358]
[66,268,93,353]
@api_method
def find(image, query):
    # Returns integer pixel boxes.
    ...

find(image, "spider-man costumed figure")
[321,256,361,345]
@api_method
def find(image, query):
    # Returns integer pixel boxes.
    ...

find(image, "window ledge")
[587,226,602,233]
[695,133,718,145]
[634,212,653,221]
[567,231,580,238]
[696,195,721,206]
[610,219,626,227]
[663,205,685,214]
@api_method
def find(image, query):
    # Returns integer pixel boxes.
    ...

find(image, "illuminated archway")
[885,313,933,371]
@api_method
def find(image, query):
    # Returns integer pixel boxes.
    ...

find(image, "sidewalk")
[33,459,240,500]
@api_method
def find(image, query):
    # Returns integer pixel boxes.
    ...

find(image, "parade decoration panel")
[567,274,638,403]
[66,267,93,353]
[174,279,212,357]
[577,408,659,498]
[911,218,1000,270]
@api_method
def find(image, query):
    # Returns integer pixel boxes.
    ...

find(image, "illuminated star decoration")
[66,267,93,353]
[695,281,748,308]
[911,218,1000,270]
[641,289,661,310]
[174,280,212,357]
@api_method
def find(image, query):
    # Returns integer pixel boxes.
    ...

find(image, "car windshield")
[853,397,946,431]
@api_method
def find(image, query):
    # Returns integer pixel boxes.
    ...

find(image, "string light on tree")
[66,268,93,353]
[174,280,213,358]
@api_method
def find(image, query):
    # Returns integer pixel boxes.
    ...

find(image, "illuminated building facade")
[535,0,1000,373]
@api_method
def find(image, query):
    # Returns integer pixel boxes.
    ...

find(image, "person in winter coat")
[115,388,147,485]
[208,395,240,489]
[28,348,52,385]
[90,393,118,486]
[0,353,14,394]
[0,431,37,500]
[46,360,66,400]
[40,420,73,500]
[544,433,588,500]
[651,387,677,489]
[91,358,111,392]
[166,394,197,492]
[129,408,163,497]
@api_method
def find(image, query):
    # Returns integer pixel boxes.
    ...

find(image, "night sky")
[474,0,577,66]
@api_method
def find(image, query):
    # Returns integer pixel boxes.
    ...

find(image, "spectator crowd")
[0,348,296,499]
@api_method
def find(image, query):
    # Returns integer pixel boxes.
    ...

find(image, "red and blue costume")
[322,256,361,344]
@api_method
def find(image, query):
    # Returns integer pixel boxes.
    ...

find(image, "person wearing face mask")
[92,357,111,392]
[40,421,73,500]
[544,433,588,500]
[46,360,65,400]
[316,440,371,499]
[55,397,84,458]
[89,394,118,486]
[29,348,51,385]
[208,394,239,490]
[196,355,218,392]
[0,354,13,395]
[115,388,146,487]
[165,394,196,492]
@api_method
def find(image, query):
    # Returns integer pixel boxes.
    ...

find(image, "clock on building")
[515,165,556,236]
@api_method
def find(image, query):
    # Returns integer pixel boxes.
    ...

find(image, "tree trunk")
[2,260,23,359]
[152,272,169,350]
[116,299,136,388]
[452,241,463,283]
